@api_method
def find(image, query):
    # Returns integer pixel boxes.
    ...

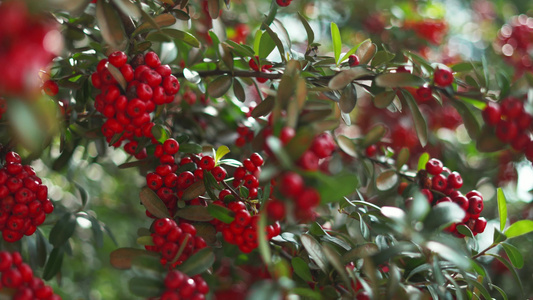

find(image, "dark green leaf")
[291,257,313,282]
[147,28,200,48]
[43,247,64,281]
[128,276,165,297]
[49,213,77,247]
[328,67,373,90]
[177,247,215,276]
[423,202,465,231]
[233,79,246,102]
[301,233,328,273]
[110,248,154,270]
[372,90,397,109]
[95,0,126,49]
[181,181,206,201]
[179,142,202,154]
[375,73,426,88]
[297,12,314,45]
[376,170,398,191]
[476,125,506,152]
[259,31,276,58]
[175,205,213,221]
[207,204,235,224]
[339,84,357,113]
[263,24,285,62]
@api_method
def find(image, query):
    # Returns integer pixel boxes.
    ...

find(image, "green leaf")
[312,172,358,203]
[401,89,428,147]
[253,29,263,56]
[291,257,313,282]
[265,136,292,169]
[322,244,350,288]
[215,145,230,163]
[342,243,379,263]
[328,66,373,90]
[128,276,164,297]
[426,241,470,270]
[179,142,203,154]
[95,0,126,49]
[174,205,213,221]
[417,153,430,171]
[177,247,215,276]
[132,13,176,36]
[371,50,395,67]
[139,186,171,218]
[74,182,89,208]
[467,278,492,300]
[504,220,533,239]
[247,281,282,300]
[49,213,77,248]
[42,247,64,281]
[493,228,507,243]
[207,75,233,98]
[151,124,169,144]
[488,253,524,296]
[502,243,524,269]
[111,0,141,19]
[330,23,341,64]
[259,31,276,58]
[339,84,357,113]
[337,135,358,157]
[290,288,322,300]
[375,73,426,88]
[257,213,272,266]
[340,39,370,64]
[233,79,246,102]
[298,13,314,45]
[423,202,465,231]
[263,24,286,62]
[301,233,328,274]
[9,101,47,152]
[361,124,387,147]
[497,188,507,232]
[372,90,397,109]
[488,283,509,300]
[450,99,480,139]
[147,28,200,48]
[396,148,409,169]
[376,170,398,191]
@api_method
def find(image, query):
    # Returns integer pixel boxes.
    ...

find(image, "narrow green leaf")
[401,89,428,147]
[258,213,272,266]
[177,247,215,276]
[301,234,328,274]
[504,220,533,239]
[263,24,286,62]
[258,31,276,58]
[253,29,263,56]
[330,23,341,64]
[328,66,372,90]
[96,0,126,49]
[297,13,314,45]
[340,39,370,64]
[497,188,507,232]
[502,243,524,269]
[396,148,409,169]
[488,283,509,300]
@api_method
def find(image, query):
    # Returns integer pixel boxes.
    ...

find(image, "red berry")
[163,75,180,95]
[2,268,22,288]
[295,188,320,210]
[142,69,163,87]
[473,217,487,233]
[144,51,161,68]
[280,172,304,198]
[279,127,295,145]
[177,171,195,190]
[120,64,134,82]
[266,199,286,221]
[425,158,443,175]
[243,174,258,189]
[276,0,291,7]
[165,270,185,289]
[447,171,463,189]
[250,153,264,167]
[243,159,256,172]
[163,139,180,155]
[365,145,377,157]
[453,195,469,211]
[211,166,227,182]
[416,86,432,102]
[0,251,13,271]
[199,156,215,171]
[43,80,58,96]
[482,102,501,126]
[468,196,484,214]
[432,174,447,192]
[348,54,360,67]
[433,67,454,86]
[495,120,518,143]
[108,51,128,68]
[501,97,523,118]
[153,218,174,235]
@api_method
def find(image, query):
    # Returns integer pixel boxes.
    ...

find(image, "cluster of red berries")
[248,56,273,83]
[496,15,533,73]
[228,23,250,44]
[482,97,533,162]
[92,51,180,158]
[295,133,336,172]
[0,151,54,242]
[211,200,280,253]
[275,172,321,221]
[0,251,61,300]
[0,1,61,96]
[404,19,448,45]
[235,124,255,148]
[146,218,207,268]
[415,158,487,236]
[159,270,209,300]
[146,148,228,217]
[231,152,264,198]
